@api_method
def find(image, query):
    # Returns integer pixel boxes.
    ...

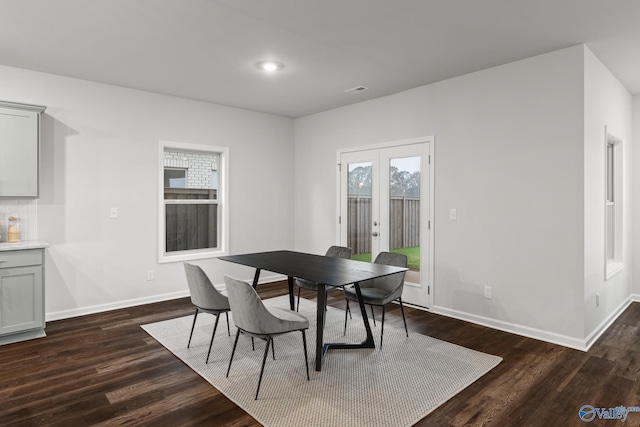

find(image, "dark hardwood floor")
[1,281,638,426]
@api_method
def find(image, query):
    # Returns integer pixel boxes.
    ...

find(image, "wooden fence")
[165,188,217,252]
[347,195,420,254]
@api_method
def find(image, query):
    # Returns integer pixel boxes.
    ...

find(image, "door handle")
[372,232,379,237]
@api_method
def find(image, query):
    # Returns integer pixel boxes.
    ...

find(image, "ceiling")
[1,0,639,118]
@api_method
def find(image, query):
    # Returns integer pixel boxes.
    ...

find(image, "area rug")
[142,296,501,427]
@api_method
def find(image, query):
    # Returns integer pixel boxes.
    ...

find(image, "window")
[164,168,186,188]
[158,141,229,263]
[605,142,614,260]
[605,129,623,279]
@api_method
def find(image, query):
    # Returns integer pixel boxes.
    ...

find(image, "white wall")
[0,64,294,319]
[583,47,633,339]
[1,45,633,346]
[635,97,640,300]
[295,46,587,343]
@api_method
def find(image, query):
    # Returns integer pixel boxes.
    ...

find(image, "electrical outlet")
[146,270,154,281]
[596,292,600,307]
[484,286,492,299]
[110,207,118,219]
[449,208,457,221]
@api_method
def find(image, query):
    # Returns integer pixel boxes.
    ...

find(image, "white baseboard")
[47,274,633,351]
[46,274,285,322]
[583,296,634,351]
[431,305,589,350]
[46,290,191,322]
[432,295,636,351]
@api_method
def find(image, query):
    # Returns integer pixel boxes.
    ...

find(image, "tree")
[348,165,372,196]
[405,171,420,197]
[390,166,420,197]
[348,164,420,197]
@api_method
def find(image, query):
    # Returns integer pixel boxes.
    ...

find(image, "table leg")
[353,282,375,348]
[315,283,327,371]
[315,281,375,371]
[252,269,261,289]
[287,276,295,311]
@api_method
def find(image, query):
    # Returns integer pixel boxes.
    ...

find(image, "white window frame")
[604,128,623,280]
[158,140,229,263]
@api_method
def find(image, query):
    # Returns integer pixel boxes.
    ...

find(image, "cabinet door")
[0,266,43,335]
[0,106,39,197]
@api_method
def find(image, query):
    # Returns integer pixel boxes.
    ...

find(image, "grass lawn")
[351,246,420,271]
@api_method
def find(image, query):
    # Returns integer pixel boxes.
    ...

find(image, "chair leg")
[206,312,222,364]
[226,329,241,378]
[252,337,255,351]
[370,305,376,326]
[399,297,408,337]
[380,305,385,349]
[187,308,199,348]
[271,338,276,360]
[255,336,273,400]
[297,286,301,312]
[225,312,230,336]
[343,299,350,335]
[301,330,310,380]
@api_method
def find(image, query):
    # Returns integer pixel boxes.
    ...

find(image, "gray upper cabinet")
[0,101,46,197]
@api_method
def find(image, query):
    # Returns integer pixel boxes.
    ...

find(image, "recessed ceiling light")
[256,60,285,72]
[344,86,369,94]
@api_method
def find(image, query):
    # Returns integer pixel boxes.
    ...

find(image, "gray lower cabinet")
[0,249,45,344]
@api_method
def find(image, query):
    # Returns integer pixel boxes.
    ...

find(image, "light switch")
[110,207,118,219]
[449,208,457,221]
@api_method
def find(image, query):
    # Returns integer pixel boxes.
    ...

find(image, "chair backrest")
[325,245,352,259]
[184,263,230,311]
[370,252,407,294]
[224,275,282,335]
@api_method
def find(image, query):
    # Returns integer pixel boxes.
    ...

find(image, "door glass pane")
[163,149,220,253]
[389,156,421,283]
[347,162,372,262]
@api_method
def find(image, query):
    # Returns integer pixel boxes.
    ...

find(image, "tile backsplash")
[0,199,37,242]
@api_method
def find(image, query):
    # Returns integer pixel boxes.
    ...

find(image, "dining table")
[219,250,408,371]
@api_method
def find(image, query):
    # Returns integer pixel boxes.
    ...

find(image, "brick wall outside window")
[163,151,218,189]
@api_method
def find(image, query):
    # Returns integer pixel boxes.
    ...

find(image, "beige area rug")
[142,296,501,427]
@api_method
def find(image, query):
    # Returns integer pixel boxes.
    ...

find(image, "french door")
[339,139,433,308]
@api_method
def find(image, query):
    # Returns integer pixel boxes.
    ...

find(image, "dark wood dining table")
[219,250,408,371]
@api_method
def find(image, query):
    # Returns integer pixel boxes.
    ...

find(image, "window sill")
[158,248,228,264]
[605,261,624,281]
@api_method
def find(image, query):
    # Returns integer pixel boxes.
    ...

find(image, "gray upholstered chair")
[343,252,408,348]
[224,275,310,400]
[184,263,231,363]
[296,245,352,311]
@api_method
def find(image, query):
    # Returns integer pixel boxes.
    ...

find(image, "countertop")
[0,240,49,252]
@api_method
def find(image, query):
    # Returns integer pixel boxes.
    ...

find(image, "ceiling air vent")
[344,86,369,95]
